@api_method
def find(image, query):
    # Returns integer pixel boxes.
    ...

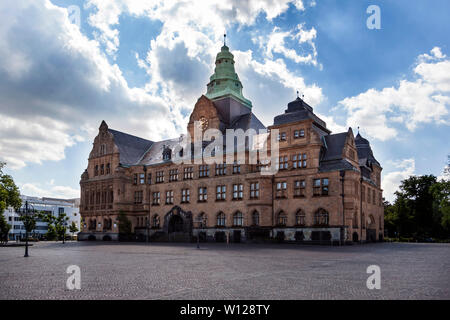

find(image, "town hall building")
[78,43,384,244]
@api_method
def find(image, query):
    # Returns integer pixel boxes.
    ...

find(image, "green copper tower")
[205,41,252,109]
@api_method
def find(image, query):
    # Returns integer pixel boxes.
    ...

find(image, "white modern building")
[5,195,80,240]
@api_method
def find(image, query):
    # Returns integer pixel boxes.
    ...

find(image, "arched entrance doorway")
[168,214,184,233]
[163,206,193,242]
[366,215,376,242]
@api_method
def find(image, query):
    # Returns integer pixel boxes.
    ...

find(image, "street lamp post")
[18,201,35,258]
[340,170,346,246]
[193,218,203,249]
[146,218,150,244]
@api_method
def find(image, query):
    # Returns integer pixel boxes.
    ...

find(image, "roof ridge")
[108,128,153,143]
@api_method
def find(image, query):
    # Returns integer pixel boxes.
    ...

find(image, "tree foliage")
[40,211,69,241]
[118,211,132,235]
[385,174,450,239]
[0,162,21,243]
[69,221,79,235]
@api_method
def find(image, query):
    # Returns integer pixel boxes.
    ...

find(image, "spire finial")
[296,90,299,98]
[357,126,360,134]
[224,33,226,46]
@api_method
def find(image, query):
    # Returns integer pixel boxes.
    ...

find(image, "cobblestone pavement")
[0,241,449,300]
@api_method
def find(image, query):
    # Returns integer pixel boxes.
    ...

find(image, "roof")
[273,97,328,130]
[138,138,181,166]
[230,112,266,132]
[108,129,154,165]
[355,133,380,167]
[319,159,358,173]
[321,132,348,162]
[319,132,357,172]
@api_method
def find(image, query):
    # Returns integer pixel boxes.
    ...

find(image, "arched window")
[198,212,207,227]
[233,211,243,226]
[368,215,376,228]
[295,210,306,226]
[314,208,329,226]
[217,212,226,226]
[252,211,260,226]
[277,211,287,226]
[353,211,358,228]
[152,214,160,228]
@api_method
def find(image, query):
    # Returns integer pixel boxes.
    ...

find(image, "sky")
[0,0,449,203]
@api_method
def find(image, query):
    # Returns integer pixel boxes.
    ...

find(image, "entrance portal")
[162,206,193,242]
[168,214,184,233]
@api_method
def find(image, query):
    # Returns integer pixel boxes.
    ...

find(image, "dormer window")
[162,147,172,161]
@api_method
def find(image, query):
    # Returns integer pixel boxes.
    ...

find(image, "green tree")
[45,224,58,241]
[118,211,132,240]
[0,211,11,244]
[430,179,450,236]
[69,221,79,238]
[394,175,437,238]
[0,162,22,243]
[20,213,37,237]
[40,211,69,242]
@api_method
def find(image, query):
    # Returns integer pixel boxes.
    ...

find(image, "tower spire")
[204,42,252,109]
[224,33,226,46]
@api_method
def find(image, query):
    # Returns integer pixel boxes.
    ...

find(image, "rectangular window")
[181,189,190,203]
[372,189,376,205]
[100,164,104,175]
[294,180,306,197]
[250,182,259,199]
[183,167,193,180]
[276,181,287,198]
[293,153,307,168]
[232,161,241,174]
[293,129,305,139]
[94,165,99,176]
[278,156,288,170]
[152,192,160,205]
[313,178,329,196]
[156,171,164,183]
[165,190,174,204]
[169,169,178,182]
[278,132,286,141]
[134,191,143,204]
[139,173,145,184]
[215,163,227,176]
[106,163,110,174]
[133,173,138,185]
[198,187,208,202]
[147,173,152,185]
[216,185,226,200]
[233,184,243,200]
[199,165,209,178]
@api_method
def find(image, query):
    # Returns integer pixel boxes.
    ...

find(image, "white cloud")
[261,24,318,66]
[20,182,79,199]
[382,158,416,203]
[0,0,181,169]
[0,0,318,171]
[85,0,306,57]
[233,50,324,125]
[338,47,450,141]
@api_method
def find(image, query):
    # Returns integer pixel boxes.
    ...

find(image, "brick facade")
[78,45,383,244]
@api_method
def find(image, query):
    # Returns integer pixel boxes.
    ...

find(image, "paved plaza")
[0,241,449,300]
